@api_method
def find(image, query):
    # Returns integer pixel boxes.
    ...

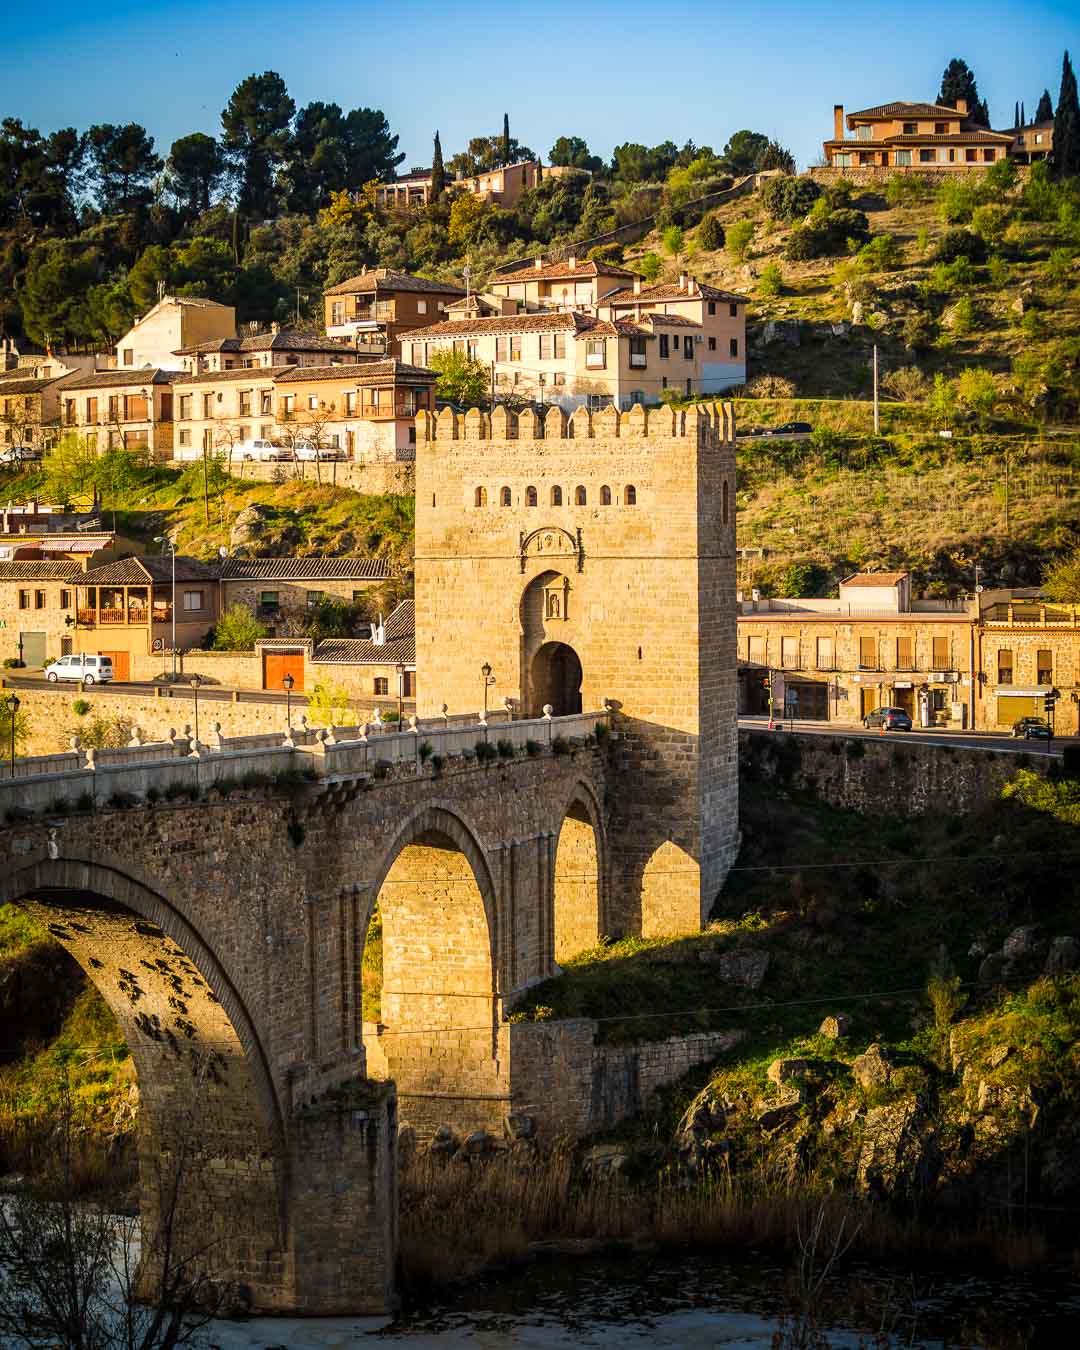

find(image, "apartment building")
[0,369,80,451]
[171,359,436,460]
[374,161,578,211]
[0,560,81,667]
[59,369,179,457]
[998,120,1054,164]
[975,591,1079,732]
[172,326,356,374]
[114,295,236,371]
[487,256,640,311]
[823,99,1014,170]
[322,268,466,356]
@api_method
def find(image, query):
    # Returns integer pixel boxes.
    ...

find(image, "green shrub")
[661,224,684,256]
[639,250,662,281]
[949,295,976,336]
[987,255,1011,287]
[885,173,931,207]
[429,753,444,777]
[970,203,1011,248]
[496,737,515,759]
[71,699,91,717]
[474,739,498,762]
[1047,247,1075,285]
[696,213,724,252]
[551,735,571,756]
[934,227,987,265]
[937,178,980,224]
[726,218,755,261]
[857,233,902,271]
[525,739,543,757]
[758,262,783,297]
[209,604,269,652]
[760,175,821,221]
[785,224,827,260]
[418,740,434,762]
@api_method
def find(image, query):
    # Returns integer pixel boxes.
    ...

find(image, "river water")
[206,1250,1080,1350]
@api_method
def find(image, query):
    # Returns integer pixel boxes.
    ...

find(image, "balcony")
[629,353,647,369]
[78,605,170,628]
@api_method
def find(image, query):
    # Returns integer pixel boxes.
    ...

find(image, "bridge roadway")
[0,709,613,1315]
[738,716,1065,756]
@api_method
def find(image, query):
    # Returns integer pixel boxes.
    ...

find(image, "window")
[260,391,272,415]
[86,397,98,423]
[509,336,522,362]
[659,334,669,359]
[331,301,345,326]
[575,485,587,506]
[179,590,203,612]
[475,486,487,507]
[816,636,834,670]
[672,335,680,352]
[34,590,46,609]
[239,390,252,416]
[902,122,917,135]
[308,395,319,411]
[729,338,739,358]
[178,394,192,419]
[600,485,611,505]
[983,148,995,162]
[707,301,716,316]
[259,591,279,612]
[63,399,76,426]
[919,149,935,163]
[417,300,427,314]
[729,303,738,318]
[539,334,553,360]
[178,429,191,446]
[629,336,647,368]
[345,391,356,415]
[374,677,389,696]
[624,484,636,506]
[997,648,1013,684]
[859,634,877,669]
[1037,649,1053,684]
[551,485,563,506]
[684,336,694,361]
[553,334,566,359]
[18,590,29,609]
[931,636,949,669]
[467,340,479,360]
[934,122,946,135]
[857,124,873,140]
[500,486,512,507]
[203,393,214,418]
[585,339,606,369]
[781,636,798,669]
[495,337,508,362]
[122,348,133,366]
[60,589,71,609]
[896,635,913,670]
[708,337,716,351]
[526,485,537,507]
[748,635,767,665]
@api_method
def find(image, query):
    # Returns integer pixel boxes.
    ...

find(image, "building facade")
[219,557,392,630]
[59,369,178,457]
[823,100,1014,170]
[322,269,466,355]
[114,296,236,371]
[172,327,356,374]
[0,371,79,451]
[999,120,1054,164]
[374,161,577,211]
[0,560,81,667]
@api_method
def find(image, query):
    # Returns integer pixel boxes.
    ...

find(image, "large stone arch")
[360,804,503,1136]
[1,852,288,1307]
[552,779,607,962]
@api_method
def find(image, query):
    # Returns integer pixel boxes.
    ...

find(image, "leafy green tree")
[84,280,136,345]
[611,141,678,183]
[697,214,724,251]
[448,193,497,248]
[85,123,162,213]
[221,70,295,217]
[430,130,446,199]
[929,371,958,426]
[956,366,996,424]
[759,140,796,174]
[1053,50,1080,180]
[902,311,937,351]
[342,107,404,186]
[726,217,754,261]
[939,58,989,126]
[934,226,987,263]
[758,262,783,297]
[166,133,225,215]
[548,136,601,172]
[19,242,101,347]
[0,697,30,752]
[1036,89,1055,122]
[639,251,662,281]
[307,677,357,728]
[1042,547,1080,601]
[719,129,770,176]
[284,102,402,209]
[760,175,821,221]
[970,203,1010,247]
[211,604,269,651]
[0,118,84,230]
[427,348,489,406]
[128,244,177,310]
[1048,246,1075,283]
[662,223,684,256]
[949,295,976,335]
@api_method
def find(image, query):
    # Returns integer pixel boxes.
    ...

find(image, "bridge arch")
[1,852,287,1304]
[552,779,606,962]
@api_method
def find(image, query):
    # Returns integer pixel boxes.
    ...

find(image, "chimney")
[679,272,688,291]
[568,255,577,270]
[834,105,845,140]
[633,276,642,295]
[956,98,968,116]
[687,277,697,296]
[534,256,544,270]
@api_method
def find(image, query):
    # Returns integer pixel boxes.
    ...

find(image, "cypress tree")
[1036,88,1054,122]
[1053,50,1080,179]
[431,130,445,199]
[501,113,511,167]
[939,58,988,125]
[1014,101,1020,129]
[1021,101,1026,126]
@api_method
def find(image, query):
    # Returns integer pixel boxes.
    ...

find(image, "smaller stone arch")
[552,779,607,962]
[551,484,563,507]
[574,484,587,506]
[600,485,612,505]
[624,484,637,506]
[500,485,512,507]
[526,485,538,507]
[475,485,488,507]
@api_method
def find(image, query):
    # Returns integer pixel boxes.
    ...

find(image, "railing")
[76,608,151,626]
[0,708,612,814]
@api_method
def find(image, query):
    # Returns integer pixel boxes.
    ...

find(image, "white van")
[43,654,114,684]
[236,438,287,462]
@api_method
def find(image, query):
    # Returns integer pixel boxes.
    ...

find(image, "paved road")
[0,670,303,705]
[739,716,1064,756]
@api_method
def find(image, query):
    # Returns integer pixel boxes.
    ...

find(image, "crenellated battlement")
[416,400,736,446]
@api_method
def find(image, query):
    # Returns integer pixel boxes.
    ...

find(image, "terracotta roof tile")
[313,600,415,665]
[0,560,82,582]
[220,557,391,581]
[272,360,435,385]
[173,367,292,386]
[79,556,219,586]
[494,259,639,284]
[59,369,180,390]
[605,281,748,305]
[849,101,964,119]
[840,571,908,587]
[406,312,591,340]
[324,269,466,298]
[173,332,356,356]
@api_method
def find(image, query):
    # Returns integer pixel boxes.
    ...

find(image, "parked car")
[236,438,285,461]
[764,421,813,437]
[44,654,114,684]
[1012,716,1051,739]
[291,441,346,461]
[862,706,912,731]
[0,445,42,464]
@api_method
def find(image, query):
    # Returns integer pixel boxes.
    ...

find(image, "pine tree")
[501,113,511,167]
[1053,50,1080,179]
[1036,88,1054,123]
[938,58,989,126]
[431,130,445,199]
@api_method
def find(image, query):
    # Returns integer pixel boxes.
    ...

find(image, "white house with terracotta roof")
[172,326,356,374]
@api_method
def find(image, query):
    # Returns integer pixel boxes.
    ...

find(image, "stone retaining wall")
[165,458,414,496]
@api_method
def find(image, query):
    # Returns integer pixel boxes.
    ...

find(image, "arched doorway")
[530,641,583,717]
[553,798,601,961]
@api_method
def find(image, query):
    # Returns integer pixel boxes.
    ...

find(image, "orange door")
[101,651,130,681]
[262,650,305,691]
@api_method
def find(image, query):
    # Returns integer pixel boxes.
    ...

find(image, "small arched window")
[625,484,637,506]
[526,485,537,507]
[722,480,729,524]
[600,485,612,505]
[500,486,512,507]
[575,485,587,506]
[475,486,487,507]
[551,485,563,506]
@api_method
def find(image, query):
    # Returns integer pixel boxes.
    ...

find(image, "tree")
[956,367,997,425]
[0,696,30,749]
[427,348,489,406]
[759,140,796,174]
[307,677,357,727]
[1043,547,1080,601]
[128,244,177,310]
[0,118,83,230]
[662,223,684,256]
[761,174,822,221]
[85,122,162,213]
[221,71,295,217]
[929,371,958,427]
[548,136,601,172]
[726,217,754,261]
[719,129,770,176]
[1036,89,1055,122]
[1015,101,1020,129]
[758,262,783,297]
[447,193,496,248]
[431,130,446,199]
[697,214,724,251]
[639,251,662,281]
[501,112,511,167]
[166,133,225,215]
[1053,51,1080,180]
[938,58,989,126]
[19,241,101,347]
[211,603,269,650]
[342,107,404,186]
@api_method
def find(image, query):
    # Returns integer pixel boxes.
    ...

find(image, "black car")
[1012,716,1051,739]
[764,421,813,436]
[862,706,912,731]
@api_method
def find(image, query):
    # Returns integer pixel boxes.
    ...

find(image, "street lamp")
[282,671,294,733]
[6,694,19,777]
[189,674,202,749]
[154,535,177,680]
[395,662,405,726]
[481,662,495,740]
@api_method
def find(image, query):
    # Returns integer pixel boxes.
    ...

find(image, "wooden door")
[101,650,130,681]
[262,649,305,692]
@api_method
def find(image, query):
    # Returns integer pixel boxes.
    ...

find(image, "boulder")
[850,300,864,325]
[1002,925,1040,959]
[429,1124,459,1160]
[767,1057,816,1086]
[818,1014,851,1040]
[829,322,850,339]
[697,947,770,989]
[464,1129,495,1156]
[987,1044,1013,1070]
[583,1145,631,1178]
[858,1094,937,1197]
[1044,936,1078,976]
[978,952,1008,985]
[762,320,801,347]
[756,1088,803,1135]
[852,1043,892,1092]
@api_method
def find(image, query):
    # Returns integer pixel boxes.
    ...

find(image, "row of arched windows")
[475,485,637,508]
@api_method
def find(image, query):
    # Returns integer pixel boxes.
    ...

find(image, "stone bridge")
[0,712,613,1314]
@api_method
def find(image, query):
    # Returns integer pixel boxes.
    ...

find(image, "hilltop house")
[322,269,466,356]
[823,99,1014,170]
[374,161,581,211]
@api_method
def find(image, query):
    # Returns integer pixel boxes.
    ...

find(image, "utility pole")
[872,343,880,435]
[1004,448,1011,534]
[490,360,496,410]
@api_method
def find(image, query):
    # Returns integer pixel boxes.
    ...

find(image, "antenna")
[156,279,166,302]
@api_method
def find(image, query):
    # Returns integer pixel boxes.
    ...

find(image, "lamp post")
[283,671,294,734]
[395,662,405,726]
[7,694,19,777]
[154,535,177,680]
[189,674,202,750]
[481,662,495,742]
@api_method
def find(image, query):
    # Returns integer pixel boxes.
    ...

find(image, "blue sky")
[5,0,1079,171]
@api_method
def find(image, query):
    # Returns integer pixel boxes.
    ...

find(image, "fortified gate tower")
[414,401,739,934]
